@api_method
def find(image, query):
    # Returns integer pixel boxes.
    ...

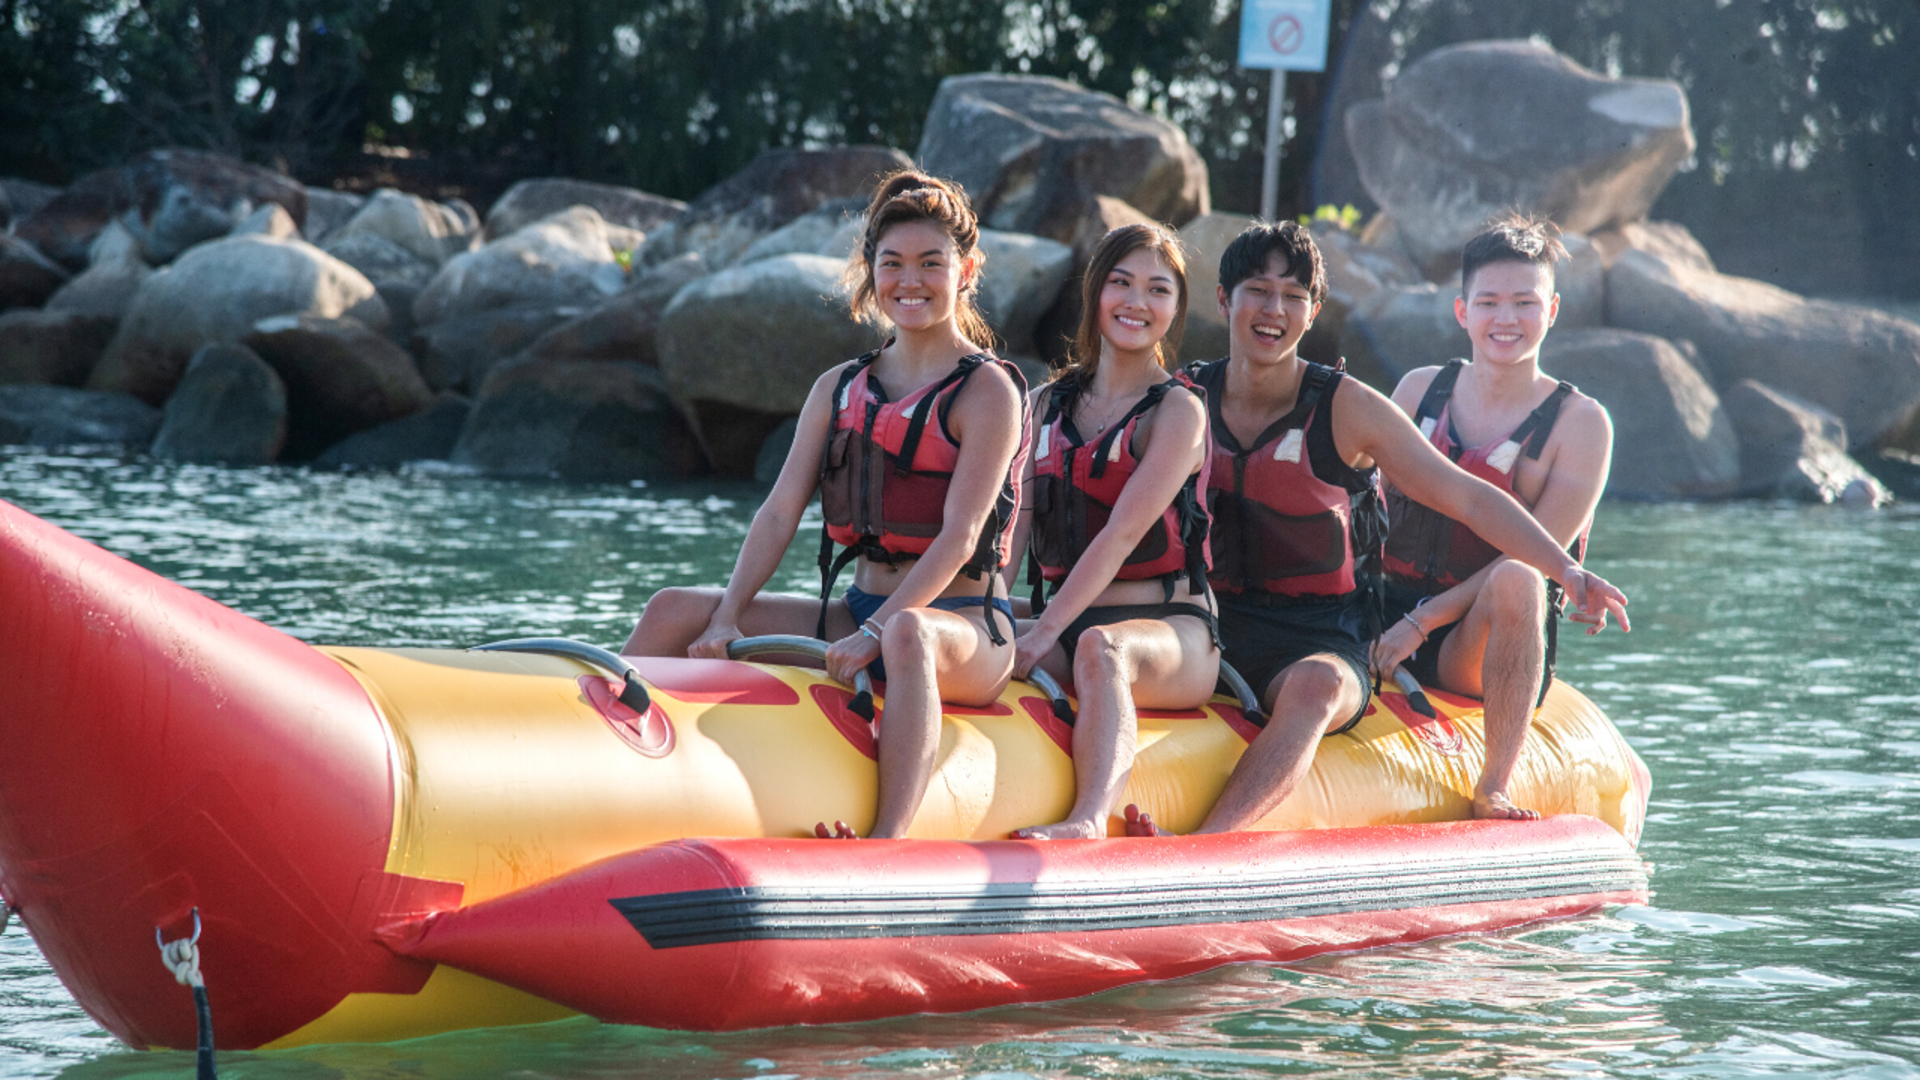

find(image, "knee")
[1484,562,1547,622]
[1072,625,1128,683]
[1276,657,1349,708]
[879,607,938,659]
[642,586,713,626]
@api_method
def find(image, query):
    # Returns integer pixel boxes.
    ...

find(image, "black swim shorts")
[1215,591,1373,735]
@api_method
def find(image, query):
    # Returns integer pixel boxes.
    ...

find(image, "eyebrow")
[877,247,948,259]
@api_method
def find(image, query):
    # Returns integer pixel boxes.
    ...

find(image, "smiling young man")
[1370,216,1618,821]
[1174,221,1628,836]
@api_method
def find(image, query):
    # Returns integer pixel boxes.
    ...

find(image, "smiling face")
[1220,252,1320,366]
[1097,247,1182,358]
[871,220,970,334]
[1456,260,1559,367]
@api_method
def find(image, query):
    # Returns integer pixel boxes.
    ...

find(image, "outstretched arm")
[1343,379,1629,631]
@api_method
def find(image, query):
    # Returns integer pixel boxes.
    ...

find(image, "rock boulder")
[1346,41,1693,274]
[0,178,60,230]
[413,206,619,326]
[1339,284,1472,389]
[0,310,117,386]
[43,222,153,321]
[301,188,365,244]
[330,188,480,268]
[1721,379,1885,504]
[1605,249,1920,446]
[89,235,388,404]
[1540,329,1739,499]
[917,74,1209,244]
[643,146,911,269]
[976,229,1073,357]
[0,385,160,448]
[657,253,876,416]
[149,343,287,465]
[312,390,471,470]
[451,359,706,481]
[242,314,433,460]
[413,305,581,394]
[0,234,69,310]
[485,178,685,240]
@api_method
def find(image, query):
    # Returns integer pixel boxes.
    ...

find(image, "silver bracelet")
[860,617,885,642]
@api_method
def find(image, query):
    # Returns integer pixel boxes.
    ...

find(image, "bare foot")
[1011,819,1103,840]
[1122,803,1162,837]
[812,820,860,839]
[1471,791,1542,821]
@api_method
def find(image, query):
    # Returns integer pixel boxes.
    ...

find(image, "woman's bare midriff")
[850,556,1005,606]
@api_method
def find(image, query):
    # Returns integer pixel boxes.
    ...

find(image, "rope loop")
[156,908,206,988]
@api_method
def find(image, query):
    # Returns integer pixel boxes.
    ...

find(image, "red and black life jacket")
[1382,359,1587,593]
[1025,374,1212,614]
[1185,358,1386,602]
[816,349,1029,641]
[1382,359,1589,697]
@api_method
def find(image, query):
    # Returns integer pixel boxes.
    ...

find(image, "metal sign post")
[1239,0,1333,221]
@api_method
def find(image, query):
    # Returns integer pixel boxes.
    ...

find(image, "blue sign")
[1239,0,1331,72]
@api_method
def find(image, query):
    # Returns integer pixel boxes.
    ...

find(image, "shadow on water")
[1,452,1917,1079]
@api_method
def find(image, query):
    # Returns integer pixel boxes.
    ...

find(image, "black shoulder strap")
[1412,359,1466,427]
[894,353,986,478]
[1513,381,1576,461]
[1088,382,1171,479]
[816,351,881,638]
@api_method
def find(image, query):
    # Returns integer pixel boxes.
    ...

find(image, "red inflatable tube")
[387,815,1648,1030]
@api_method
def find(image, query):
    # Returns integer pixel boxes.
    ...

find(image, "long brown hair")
[844,170,994,348]
[1056,222,1188,388]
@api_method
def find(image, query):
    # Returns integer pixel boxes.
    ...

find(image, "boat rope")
[156,908,217,1080]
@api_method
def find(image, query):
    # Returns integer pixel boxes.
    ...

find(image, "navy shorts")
[843,585,1016,684]
[1215,591,1373,735]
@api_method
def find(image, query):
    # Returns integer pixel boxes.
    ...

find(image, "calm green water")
[1,451,1916,1080]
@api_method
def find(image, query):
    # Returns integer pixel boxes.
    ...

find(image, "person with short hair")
[1177,220,1629,836]
[622,170,1028,839]
[1007,222,1220,840]
[1371,215,1620,820]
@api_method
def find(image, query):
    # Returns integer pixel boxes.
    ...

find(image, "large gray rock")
[413,206,620,326]
[311,390,470,470]
[1178,213,1261,364]
[643,146,911,270]
[451,360,707,481]
[657,253,877,416]
[89,235,388,404]
[0,178,60,230]
[228,202,299,240]
[1346,41,1693,275]
[485,178,685,241]
[16,151,308,269]
[301,188,365,244]
[523,249,712,369]
[0,234,69,310]
[43,222,153,321]
[0,310,117,386]
[1339,284,1471,389]
[1588,219,1713,273]
[975,230,1073,356]
[1304,225,1423,377]
[917,74,1209,245]
[1605,249,1920,447]
[150,343,287,465]
[413,305,580,394]
[1721,379,1885,504]
[242,314,433,460]
[320,232,438,291]
[0,385,160,448]
[329,188,480,268]
[1540,329,1739,500]
[733,199,865,266]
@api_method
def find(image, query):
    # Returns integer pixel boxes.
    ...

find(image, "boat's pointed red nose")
[0,500,434,1048]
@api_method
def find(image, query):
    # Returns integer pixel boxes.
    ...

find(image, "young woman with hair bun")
[1007,222,1221,840]
[623,170,1029,840]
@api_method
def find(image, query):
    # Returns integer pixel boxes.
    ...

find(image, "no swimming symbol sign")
[1239,0,1331,72]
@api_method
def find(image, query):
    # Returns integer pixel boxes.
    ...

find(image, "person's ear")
[1547,292,1561,326]
[1454,295,1469,329]
[1217,284,1231,321]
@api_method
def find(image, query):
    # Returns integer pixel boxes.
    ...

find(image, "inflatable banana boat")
[0,499,1649,1050]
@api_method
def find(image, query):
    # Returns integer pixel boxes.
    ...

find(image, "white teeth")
[1116,316,1148,328]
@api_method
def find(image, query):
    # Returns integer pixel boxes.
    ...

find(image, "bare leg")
[1014,615,1219,840]
[1437,562,1547,821]
[622,587,850,659]
[860,606,1015,839]
[1193,655,1364,834]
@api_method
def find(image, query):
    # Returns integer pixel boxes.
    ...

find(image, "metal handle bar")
[727,635,876,721]
[471,637,652,715]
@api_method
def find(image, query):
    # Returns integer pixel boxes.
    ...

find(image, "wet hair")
[1460,213,1567,296]
[1216,220,1326,305]
[844,170,993,347]
[1056,222,1189,386]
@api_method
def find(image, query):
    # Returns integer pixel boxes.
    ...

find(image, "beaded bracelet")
[1400,611,1429,643]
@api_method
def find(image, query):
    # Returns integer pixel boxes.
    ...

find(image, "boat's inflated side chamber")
[0,501,1650,1047]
